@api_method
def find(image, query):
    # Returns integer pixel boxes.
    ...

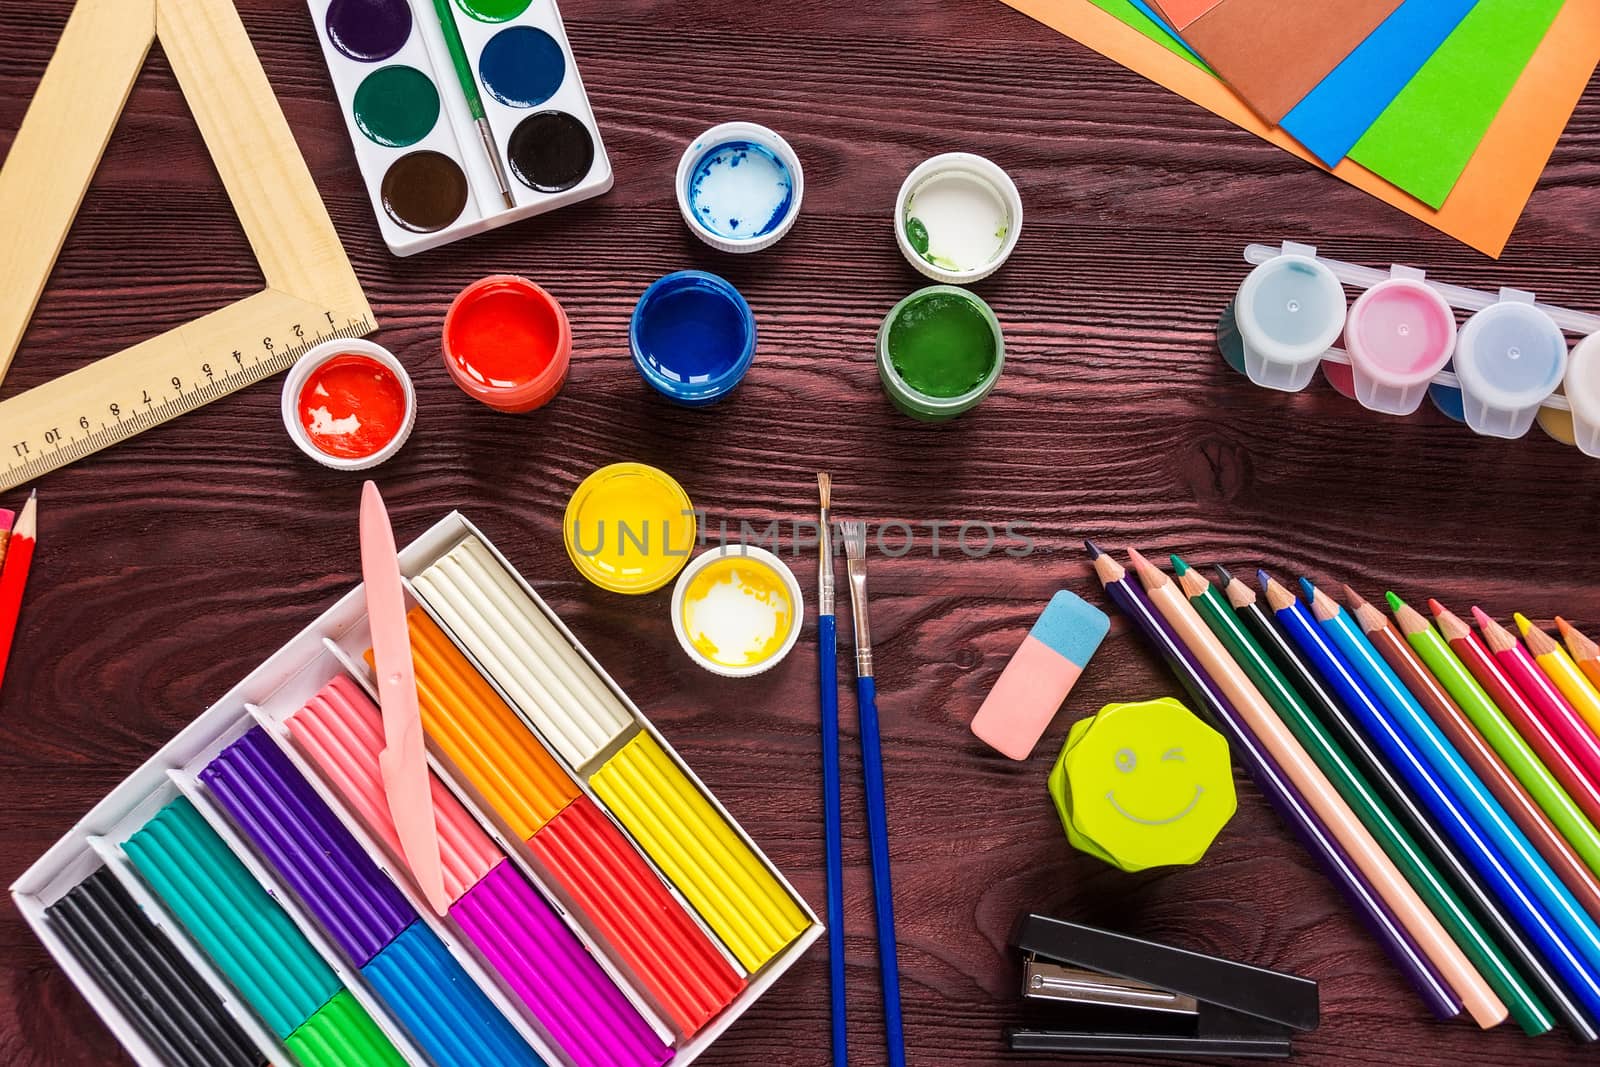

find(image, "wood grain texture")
[1,1,1599,1064]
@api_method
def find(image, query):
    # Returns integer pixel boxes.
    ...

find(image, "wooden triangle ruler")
[0,0,375,493]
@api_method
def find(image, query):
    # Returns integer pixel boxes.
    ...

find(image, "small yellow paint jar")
[671,546,803,677]
[564,463,697,594]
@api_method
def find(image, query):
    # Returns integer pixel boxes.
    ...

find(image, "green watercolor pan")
[309,0,613,256]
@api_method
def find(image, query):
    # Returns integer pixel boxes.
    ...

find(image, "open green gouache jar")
[876,285,1005,421]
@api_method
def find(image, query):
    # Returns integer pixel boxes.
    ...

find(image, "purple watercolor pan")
[199,726,415,967]
[452,860,673,1067]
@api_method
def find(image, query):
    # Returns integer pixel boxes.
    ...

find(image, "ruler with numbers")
[0,309,377,493]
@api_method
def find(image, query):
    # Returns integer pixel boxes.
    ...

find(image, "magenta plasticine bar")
[451,860,673,1067]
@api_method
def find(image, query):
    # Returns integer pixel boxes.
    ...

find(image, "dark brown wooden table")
[3,2,1600,1063]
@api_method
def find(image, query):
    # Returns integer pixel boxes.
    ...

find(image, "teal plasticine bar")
[122,796,340,1038]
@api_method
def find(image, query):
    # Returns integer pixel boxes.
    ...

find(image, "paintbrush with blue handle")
[841,519,906,1067]
[817,474,848,1065]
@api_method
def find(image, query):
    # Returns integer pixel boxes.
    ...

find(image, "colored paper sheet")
[997,0,1600,256]
[1282,0,1479,167]
[1183,0,1404,123]
[1348,0,1565,208]
[1117,0,1206,64]
[1152,0,1224,28]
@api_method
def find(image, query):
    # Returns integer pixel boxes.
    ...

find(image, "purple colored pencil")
[1086,542,1459,1019]
[451,861,673,1067]
[199,727,415,967]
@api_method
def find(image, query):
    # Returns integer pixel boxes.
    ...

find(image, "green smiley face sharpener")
[1048,698,1236,872]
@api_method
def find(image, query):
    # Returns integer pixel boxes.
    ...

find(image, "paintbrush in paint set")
[426,0,516,209]
[816,474,847,1066]
[840,518,907,1067]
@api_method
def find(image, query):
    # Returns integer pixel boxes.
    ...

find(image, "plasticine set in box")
[11,513,819,1067]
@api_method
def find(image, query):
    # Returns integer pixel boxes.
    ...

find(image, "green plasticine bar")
[287,990,408,1067]
[122,797,339,1038]
[1392,591,1600,880]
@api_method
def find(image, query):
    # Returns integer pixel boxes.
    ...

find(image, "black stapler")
[1007,913,1320,1058]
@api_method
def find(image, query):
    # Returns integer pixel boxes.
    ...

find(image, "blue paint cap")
[630,270,757,407]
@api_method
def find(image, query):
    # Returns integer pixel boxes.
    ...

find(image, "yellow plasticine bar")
[366,609,581,840]
[589,732,808,972]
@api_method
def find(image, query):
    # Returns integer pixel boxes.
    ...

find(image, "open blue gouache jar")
[630,271,757,406]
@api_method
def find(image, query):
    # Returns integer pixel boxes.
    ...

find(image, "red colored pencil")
[0,492,37,692]
[1431,600,1600,829]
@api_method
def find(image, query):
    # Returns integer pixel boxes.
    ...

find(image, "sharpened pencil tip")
[1214,563,1235,585]
[1471,606,1496,631]
[1558,617,1577,640]
[1127,547,1152,570]
[1385,591,1405,613]
[1298,577,1317,602]
[1342,584,1367,611]
[1256,568,1272,590]
[1427,598,1447,617]
[1084,539,1104,560]
[1170,554,1190,576]
[1514,612,1534,636]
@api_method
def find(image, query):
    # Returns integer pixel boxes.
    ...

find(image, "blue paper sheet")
[1126,0,1206,62]
[1281,0,1480,167]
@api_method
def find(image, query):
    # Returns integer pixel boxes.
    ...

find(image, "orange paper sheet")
[1001,0,1600,257]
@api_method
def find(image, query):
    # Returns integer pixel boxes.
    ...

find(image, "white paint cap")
[894,152,1022,284]
[676,122,805,254]
[280,338,416,471]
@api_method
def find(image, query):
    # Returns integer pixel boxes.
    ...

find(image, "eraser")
[971,590,1110,760]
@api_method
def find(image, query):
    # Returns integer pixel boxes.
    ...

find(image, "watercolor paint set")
[309,0,613,256]
[1221,242,1600,454]
[11,513,819,1067]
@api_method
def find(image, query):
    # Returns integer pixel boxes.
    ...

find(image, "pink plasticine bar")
[972,590,1109,760]
[288,676,501,903]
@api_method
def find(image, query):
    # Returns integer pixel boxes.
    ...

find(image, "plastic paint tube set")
[1222,241,1600,451]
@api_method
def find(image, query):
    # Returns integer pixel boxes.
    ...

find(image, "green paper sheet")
[1349,0,1565,208]
[1086,0,1210,70]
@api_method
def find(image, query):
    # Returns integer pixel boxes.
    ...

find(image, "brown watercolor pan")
[381,150,470,232]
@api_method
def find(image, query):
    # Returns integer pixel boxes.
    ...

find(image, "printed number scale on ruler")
[0,312,377,492]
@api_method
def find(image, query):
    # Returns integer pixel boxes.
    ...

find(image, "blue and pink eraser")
[971,590,1110,760]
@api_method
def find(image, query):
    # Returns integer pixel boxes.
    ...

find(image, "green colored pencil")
[1174,556,1550,1034]
[1389,592,1600,879]
[429,0,516,209]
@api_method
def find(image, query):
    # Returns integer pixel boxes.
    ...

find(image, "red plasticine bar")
[531,796,743,1037]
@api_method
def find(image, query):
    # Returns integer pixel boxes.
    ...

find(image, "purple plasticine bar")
[451,860,673,1067]
[971,590,1109,759]
[200,726,415,967]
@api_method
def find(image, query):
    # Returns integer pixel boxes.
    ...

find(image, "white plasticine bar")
[412,552,632,768]
[1242,243,1581,414]
[456,537,629,720]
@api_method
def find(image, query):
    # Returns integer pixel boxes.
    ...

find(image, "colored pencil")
[0,491,37,694]
[1392,595,1600,886]
[1087,545,1459,1020]
[1176,560,1541,1032]
[1304,581,1600,1018]
[1131,551,1500,1026]
[1520,615,1600,742]
[1433,601,1600,833]
[1266,575,1600,1026]
[1556,618,1600,701]
[1472,607,1600,822]
[1230,572,1589,1038]
[0,507,13,574]
[816,474,846,1067]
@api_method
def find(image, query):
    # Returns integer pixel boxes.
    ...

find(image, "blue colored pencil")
[817,475,847,1066]
[1265,572,1600,1023]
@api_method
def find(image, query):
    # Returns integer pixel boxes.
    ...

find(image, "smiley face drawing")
[1048,698,1237,872]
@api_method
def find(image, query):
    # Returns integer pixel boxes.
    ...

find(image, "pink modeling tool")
[360,480,448,915]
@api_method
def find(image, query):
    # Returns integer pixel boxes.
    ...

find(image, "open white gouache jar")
[894,152,1022,285]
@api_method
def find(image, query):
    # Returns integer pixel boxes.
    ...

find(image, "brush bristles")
[840,521,867,560]
[817,472,831,509]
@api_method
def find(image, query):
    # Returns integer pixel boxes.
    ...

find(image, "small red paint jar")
[281,338,416,470]
[443,275,572,413]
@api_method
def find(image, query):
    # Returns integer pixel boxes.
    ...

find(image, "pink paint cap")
[971,590,1109,760]
[1343,267,1457,416]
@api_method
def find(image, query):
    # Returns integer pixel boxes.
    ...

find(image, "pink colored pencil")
[1472,606,1600,808]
